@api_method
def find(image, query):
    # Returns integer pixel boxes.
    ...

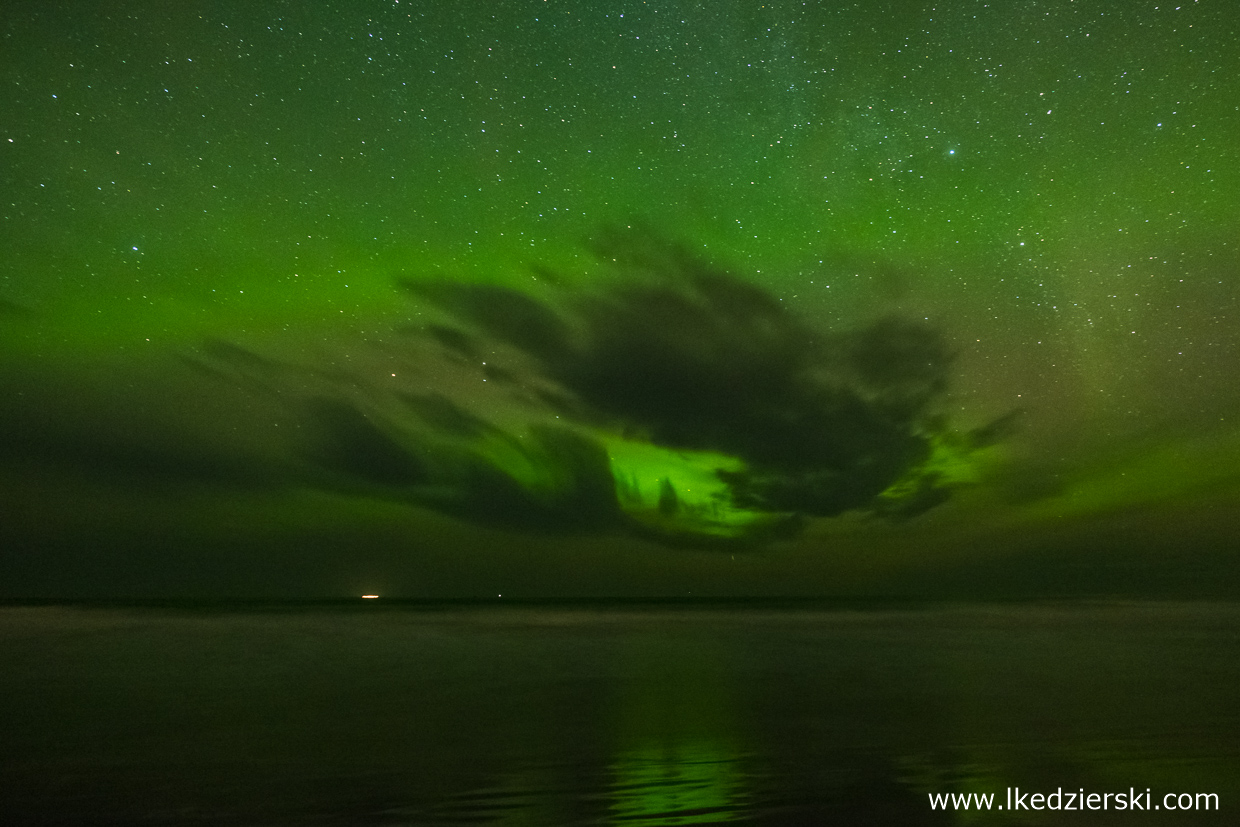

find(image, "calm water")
[1,603,1237,825]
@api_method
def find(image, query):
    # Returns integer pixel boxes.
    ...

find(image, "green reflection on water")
[609,739,743,825]
[608,632,747,824]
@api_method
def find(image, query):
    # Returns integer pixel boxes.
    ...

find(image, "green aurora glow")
[1,0,1238,597]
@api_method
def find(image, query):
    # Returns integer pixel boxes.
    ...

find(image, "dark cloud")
[306,398,429,487]
[1,233,1002,548]
[385,230,995,541]
[304,392,624,534]
[404,283,573,364]
[110,230,989,545]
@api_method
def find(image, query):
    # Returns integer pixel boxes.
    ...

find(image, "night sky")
[2,0,1238,599]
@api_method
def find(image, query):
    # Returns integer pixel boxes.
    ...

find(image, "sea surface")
[1,601,1237,825]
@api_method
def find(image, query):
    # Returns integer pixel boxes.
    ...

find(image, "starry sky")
[2,0,1238,599]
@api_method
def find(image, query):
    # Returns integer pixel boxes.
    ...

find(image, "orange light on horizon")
[361,594,380,599]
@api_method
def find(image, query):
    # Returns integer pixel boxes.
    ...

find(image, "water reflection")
[607,628,746,824]
[0,604,1236,825]
[609,740,745,825]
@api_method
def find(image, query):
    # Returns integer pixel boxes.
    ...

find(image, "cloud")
[304,393,624,534]
[1,231,1003,547]
[381,229,998,543]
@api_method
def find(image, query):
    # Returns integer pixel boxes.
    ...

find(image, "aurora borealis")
[2,0,1239,598]
[3,5,1240,824]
